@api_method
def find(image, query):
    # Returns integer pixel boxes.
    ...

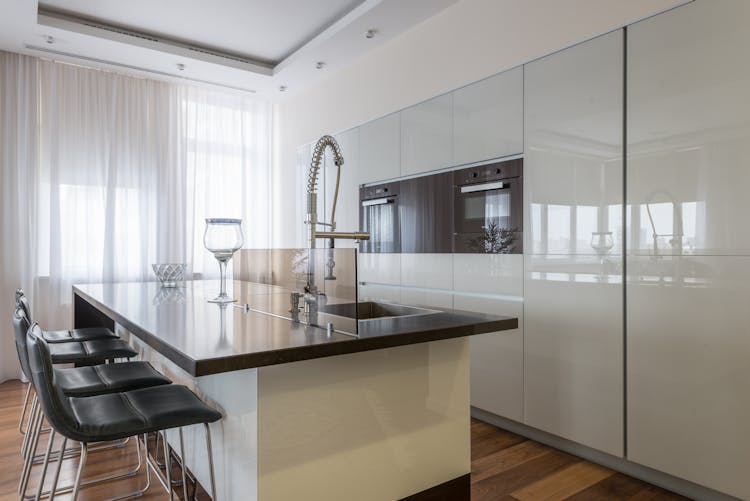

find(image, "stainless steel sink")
[319,301,439,320]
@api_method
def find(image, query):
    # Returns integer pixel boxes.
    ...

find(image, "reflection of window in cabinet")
[631,201,700,255]
[531,202,622,254]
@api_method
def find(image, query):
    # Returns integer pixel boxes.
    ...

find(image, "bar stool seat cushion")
[68,385,222,442]
[43,327,118,343]
[49,338,137,364]
[55,362,171,398]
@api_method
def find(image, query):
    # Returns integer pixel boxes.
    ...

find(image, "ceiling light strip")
[24,44,257,94]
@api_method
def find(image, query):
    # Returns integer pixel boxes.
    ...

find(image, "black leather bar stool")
[15,290,126,440]
[15,305,140,465]
[13,313,172,499]
[16,289,119,343]
[25,326,221,501]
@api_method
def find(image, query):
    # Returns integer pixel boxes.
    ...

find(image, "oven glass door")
[360,197,400,253]
[454,178,521,253]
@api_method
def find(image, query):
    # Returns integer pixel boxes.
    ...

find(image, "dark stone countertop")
[73,281,518,377]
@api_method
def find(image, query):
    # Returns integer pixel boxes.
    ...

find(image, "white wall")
[272,0,687,247]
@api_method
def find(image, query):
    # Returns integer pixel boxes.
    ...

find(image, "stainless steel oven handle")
[361,197,395,207]
[459,181,506,193]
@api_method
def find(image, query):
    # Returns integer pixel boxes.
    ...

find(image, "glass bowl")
[152,263,187,288]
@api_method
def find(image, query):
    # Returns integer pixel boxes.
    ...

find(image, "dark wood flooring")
[0,380,688,500]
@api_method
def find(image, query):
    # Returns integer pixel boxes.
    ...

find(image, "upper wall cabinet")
[453,67,523,166]
[400,94,452,176]
[359,113,400,185]
[524,31,623,256]
[628,0,750,257]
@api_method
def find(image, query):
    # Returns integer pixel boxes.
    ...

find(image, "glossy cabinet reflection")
[628,0,750,257]
[453,66,523,166]
[454,254,524,422]
[400,94,452,176]
[627,2,750,498]
[525,31,623,256]
[524,255,623,456]
[359,113,400,184]
[627,256,750,500]
[399,171,453,253]
[523,30,624,456]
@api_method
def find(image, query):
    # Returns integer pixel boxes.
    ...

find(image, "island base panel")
[257,337,471,501]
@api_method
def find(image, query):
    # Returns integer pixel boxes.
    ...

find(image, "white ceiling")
[0,0,456,99]
[38,0,365,65]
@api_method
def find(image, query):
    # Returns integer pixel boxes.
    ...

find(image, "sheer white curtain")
[0,52,38,381]
[0,52,272,382]
[176,85,272,278]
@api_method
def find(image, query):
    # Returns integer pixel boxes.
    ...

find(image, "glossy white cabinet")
[524,255,623,456]
[524,30,623,256]
[400,288,453,310]
[627,2,750,498]
[453,254,523,297]
[358,283,402,304]
[400,253,453,290]
[453,67,523,166]
[323,128,360,248]
[523,30,624,456]
[359,113,400,185]
[455,294,524,422]
[627,256,750,500]
[628,0,750,257]
[358,253,401,286]
[400,94,452,176]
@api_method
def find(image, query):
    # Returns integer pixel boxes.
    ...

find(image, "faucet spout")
[305,135,371,248]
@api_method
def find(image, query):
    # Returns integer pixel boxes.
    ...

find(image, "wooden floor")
[470,419,688,500]
[0,380,688,500]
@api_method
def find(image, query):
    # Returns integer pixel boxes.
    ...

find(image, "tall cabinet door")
[523,30,624,456]
[627,2,750,498]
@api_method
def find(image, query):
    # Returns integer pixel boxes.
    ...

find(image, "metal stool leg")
[19,404,43,498]
[70,443,88,501]
[35,429,56,500]
[204,423,217,501]
[48,437,67,501]
[19,383,31,435]
[21,395,37,457]
[162,431,174,500]
[178,429,188,501]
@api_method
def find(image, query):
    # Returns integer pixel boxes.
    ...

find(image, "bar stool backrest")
[12,306,32,381]
[17,294,32,323]
[25,324,80,441]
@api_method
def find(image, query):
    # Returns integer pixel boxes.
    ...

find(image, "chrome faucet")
[306,135,370,248]
[644,190,684,258]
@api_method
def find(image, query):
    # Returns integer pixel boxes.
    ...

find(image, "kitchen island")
[73,280,517,501]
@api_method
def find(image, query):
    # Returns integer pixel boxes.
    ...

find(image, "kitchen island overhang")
[73,281,518,501]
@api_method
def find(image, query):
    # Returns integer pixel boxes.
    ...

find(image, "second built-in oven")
[453,158,523,253]
[359,181,400,253]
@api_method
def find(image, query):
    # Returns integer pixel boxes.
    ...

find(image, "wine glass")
[204,218,244,303]
[591,231,614,280]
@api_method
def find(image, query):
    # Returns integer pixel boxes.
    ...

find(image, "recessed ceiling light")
[365,29,376,39]
[177,63,185,71]
[279,85,287,92]
[315,61,325,70]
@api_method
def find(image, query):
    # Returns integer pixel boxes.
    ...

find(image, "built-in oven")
[453,158,523,254]
[359,181,400,253]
